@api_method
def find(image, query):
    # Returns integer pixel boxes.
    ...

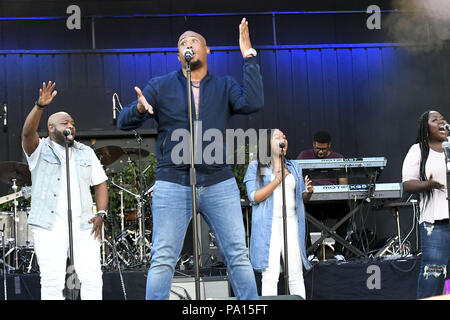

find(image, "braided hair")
[415,111,433,209]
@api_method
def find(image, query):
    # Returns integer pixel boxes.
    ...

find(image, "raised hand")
[38,81,57,106]
[134,86,154,115]
[239,17,252,57]
[304,175,314,194]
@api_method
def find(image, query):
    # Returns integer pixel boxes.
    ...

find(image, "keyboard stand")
[305,203,365,257]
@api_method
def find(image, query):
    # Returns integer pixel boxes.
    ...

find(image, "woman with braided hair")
[402,110,449,299]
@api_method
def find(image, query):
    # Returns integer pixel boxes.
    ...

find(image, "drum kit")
[0,144,155,276]
[94,144,154,271]
[0,161,36,274]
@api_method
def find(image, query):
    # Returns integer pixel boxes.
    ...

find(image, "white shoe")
[334,254,345,261]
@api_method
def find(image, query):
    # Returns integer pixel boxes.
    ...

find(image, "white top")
[402,143,449,224]
[24,139,107,226]
[271,173,297,218]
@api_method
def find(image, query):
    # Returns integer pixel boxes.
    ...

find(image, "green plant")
[230,143,256,245]
[108,153,157,214]
[231,143,257,200]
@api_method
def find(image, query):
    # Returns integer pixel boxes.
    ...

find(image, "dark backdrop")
[1,0,449,252]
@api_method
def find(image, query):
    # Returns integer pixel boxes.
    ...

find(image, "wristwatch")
[243,48,257,58]
[96,210,107,219]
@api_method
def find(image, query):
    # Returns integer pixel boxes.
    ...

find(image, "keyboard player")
[297,130,349,259]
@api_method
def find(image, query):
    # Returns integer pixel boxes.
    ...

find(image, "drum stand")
[102,177,127,269]
[132,130,149,267]
[1,179,23,272]
[100,145,153,270]
[119,175,125,238]
[1,224,7,300]
[11,179,19,271]
[110,179,148,265]
[26,251,35,273]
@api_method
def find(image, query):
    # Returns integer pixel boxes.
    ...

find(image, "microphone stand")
[444,137,450,230]
[133,130,147,265]
[279,145,289,295]
[64,135,76,301]
[2,223,7,300]
[186,58,201,299]
[447,168,450,231]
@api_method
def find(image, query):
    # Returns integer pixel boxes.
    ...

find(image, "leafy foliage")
[108,153,157,214]
[230,143,256,200]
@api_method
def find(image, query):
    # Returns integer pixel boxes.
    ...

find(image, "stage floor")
[0,255,447,300]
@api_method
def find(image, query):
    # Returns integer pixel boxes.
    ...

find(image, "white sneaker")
[334,254,345,261]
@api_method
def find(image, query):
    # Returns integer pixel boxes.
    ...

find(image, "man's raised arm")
[22,81,57,156]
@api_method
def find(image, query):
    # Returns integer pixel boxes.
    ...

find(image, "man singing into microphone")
[117,18,264,299]
[22,81,108,300]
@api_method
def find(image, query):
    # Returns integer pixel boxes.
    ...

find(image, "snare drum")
[16,210,34,247]
[0,211,13,245]
[0,210,33,247]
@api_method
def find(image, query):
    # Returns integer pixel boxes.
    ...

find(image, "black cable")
[389,257,418,273]
[170,285,192,300]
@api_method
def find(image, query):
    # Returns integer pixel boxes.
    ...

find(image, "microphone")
[112,94,117,124]
[443,140,450,159]
[63,128,72,137]
[443,141,450,171]
[279,141,286,148]
[440,124,450,131]
[3,103,6,126]
[183,49,193,62]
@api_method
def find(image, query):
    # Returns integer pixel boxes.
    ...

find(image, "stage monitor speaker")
[170,276,230,300]
[0,274,41,300]
[181,214,224,268]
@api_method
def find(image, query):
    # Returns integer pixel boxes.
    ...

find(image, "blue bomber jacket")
[117,57,264,187]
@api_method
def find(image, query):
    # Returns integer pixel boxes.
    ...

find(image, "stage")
[2,254,447,300]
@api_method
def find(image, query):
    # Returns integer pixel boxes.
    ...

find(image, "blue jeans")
[417,221,450,299]
[146,178,258,300]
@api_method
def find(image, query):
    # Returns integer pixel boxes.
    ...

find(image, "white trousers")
[261,214,305,298]
[32,216,102,300]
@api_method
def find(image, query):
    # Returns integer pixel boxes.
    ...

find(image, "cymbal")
[0,161,32,186]
[94,146,124,166]
[121,147,150,160]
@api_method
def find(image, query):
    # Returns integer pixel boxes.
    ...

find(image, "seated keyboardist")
[297,131,349,259]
